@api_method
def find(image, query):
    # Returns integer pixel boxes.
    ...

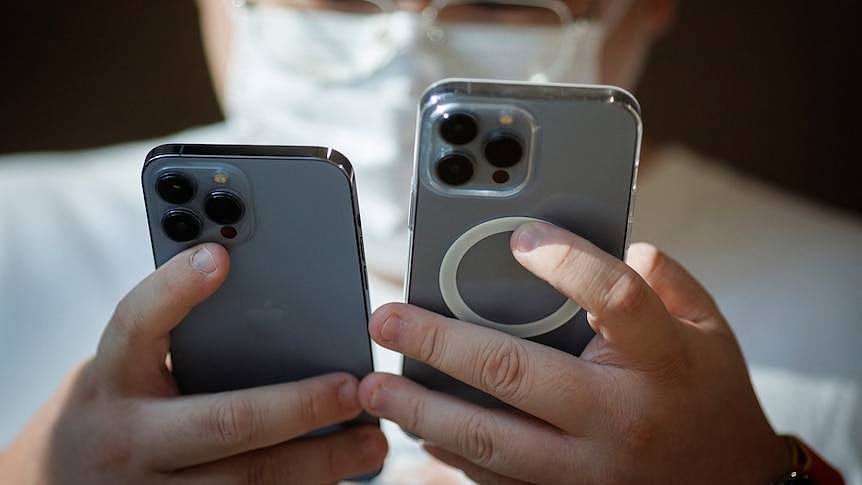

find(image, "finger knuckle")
[600,271,646,318]
[457,412,497,467]
[550,241,584,285]
[417,320,445,366]
[207,397,258,447]
[477,339,529,402]
[110,296,147,341]
[296,387,323,426]
[405,394,426,434]
[245,448,280,485]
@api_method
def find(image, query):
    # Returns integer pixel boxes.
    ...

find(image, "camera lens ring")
[484,133,524,168]
[162,209,202,243]
[204,190,244,225]
[436,153,475,186]
[156,172,196,204]
[439,112,479,145]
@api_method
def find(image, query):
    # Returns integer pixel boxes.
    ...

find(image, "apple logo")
[243,299,285,339]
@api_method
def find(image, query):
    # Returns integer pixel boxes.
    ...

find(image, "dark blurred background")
[1,1,859,214]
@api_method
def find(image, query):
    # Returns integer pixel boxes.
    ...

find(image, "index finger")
[137,372,365,469]
[96,243,229,392]
[369,303,602,432]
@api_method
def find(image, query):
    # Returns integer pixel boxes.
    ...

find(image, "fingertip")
[627,241,657,253]
[368,303,409,346]
[358,372,412,415]
[510,221,550,255]
[370,302,406,326]
[323,370,359,385]
[295,372,361,416]
[203,242,230,266]
[330,373,360,411]
[357,372,388,411]
[510,221,586,266]
[625,242,661,268]
[188,242,230,279]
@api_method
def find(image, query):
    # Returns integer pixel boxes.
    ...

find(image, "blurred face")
[195,0,675,281]
[196,0,674,100]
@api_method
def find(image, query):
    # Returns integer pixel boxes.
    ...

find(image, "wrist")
[761,432,793,483]
[771,435,845,485]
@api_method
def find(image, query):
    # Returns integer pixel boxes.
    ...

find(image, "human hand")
[0,243,387,485]
[359,222,788,484]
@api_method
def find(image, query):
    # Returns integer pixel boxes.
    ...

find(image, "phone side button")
[407,188,416,230]
[362,265,369,292]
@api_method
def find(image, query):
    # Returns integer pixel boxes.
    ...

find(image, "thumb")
[511,222,679,366]
[97,243,230,394]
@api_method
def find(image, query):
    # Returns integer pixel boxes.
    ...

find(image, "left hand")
[359,222,789,484]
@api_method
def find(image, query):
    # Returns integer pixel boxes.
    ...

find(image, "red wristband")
[780,435,844,485]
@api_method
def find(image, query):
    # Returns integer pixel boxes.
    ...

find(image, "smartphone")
[142,144,377,431]
[405,79,641,407]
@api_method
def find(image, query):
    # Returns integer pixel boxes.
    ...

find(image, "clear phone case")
[405,79,642,407]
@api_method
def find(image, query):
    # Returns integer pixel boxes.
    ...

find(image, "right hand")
[358,224,788,484]
[0,243,387,484]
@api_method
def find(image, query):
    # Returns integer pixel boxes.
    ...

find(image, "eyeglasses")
[236,0,596,22]
[233,0,600,82]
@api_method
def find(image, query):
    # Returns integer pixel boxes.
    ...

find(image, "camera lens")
[204,191,244,225]
[436,154,474,186]
[484,134,524,168]
[439,112,478,145]
[156,172,195,204]
[162,209,201,242]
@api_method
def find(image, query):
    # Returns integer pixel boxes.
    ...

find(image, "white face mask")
[224,3,604,278]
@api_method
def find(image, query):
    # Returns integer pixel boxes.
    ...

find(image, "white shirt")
[0,128,859,482]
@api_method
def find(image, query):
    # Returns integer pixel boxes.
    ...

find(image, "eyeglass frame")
[231,0,601,83]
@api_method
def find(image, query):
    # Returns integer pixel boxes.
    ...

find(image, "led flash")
[213,173,228,184]
[499,114,514,125]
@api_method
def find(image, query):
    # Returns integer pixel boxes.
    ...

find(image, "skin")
[359,222,790,484]
[1,1,794,483]
[195,0,676,100]
[0,244,387,484]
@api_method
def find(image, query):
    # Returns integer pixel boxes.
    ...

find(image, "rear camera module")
[484,134,524,168]
[162,209,201,242]
[204,191,244,225]
[156,172,195,204]
[439,112,478,145]
[436,153,475,186]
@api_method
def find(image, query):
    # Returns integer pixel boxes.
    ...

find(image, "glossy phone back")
[405,80,642,407]
[142,145,375,423]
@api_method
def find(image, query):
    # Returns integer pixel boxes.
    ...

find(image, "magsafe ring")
[438,216,582,338]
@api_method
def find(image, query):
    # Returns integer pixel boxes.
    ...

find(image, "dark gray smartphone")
[405,79,642,407]
[142,144,378,434]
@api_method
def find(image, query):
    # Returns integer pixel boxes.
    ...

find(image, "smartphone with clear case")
[405,79,642,407]
[142,144,377,435]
